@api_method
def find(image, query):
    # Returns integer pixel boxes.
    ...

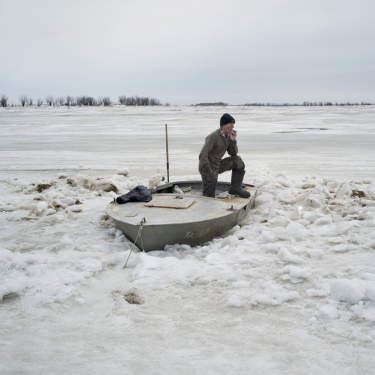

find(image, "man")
[199,113,250,198]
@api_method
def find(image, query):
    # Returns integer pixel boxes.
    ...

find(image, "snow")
[1,105,375,374]
[117,168,130,176]
[330,278,366,305]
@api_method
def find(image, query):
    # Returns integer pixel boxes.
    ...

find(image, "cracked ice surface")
[1,106,375,374]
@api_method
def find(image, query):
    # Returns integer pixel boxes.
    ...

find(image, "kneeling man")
[199,113,250,198]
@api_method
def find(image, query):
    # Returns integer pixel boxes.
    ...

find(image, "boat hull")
[111,203,249,251]
[107,180,257,252]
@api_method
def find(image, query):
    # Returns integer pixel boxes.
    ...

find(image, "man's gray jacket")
[199,128,238,173]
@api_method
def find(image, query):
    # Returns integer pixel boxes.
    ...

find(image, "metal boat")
[106,180,257,252]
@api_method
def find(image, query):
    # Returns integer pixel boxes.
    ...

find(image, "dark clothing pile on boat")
[116,185,152,204]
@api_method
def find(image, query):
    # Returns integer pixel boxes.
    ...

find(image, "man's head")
[220,113,235,135]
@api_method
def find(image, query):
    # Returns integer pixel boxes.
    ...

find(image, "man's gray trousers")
[199,155,245,198]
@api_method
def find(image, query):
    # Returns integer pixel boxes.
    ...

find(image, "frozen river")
[1,106,375,374]
[1,105,375,180]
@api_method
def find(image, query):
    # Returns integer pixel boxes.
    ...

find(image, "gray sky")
[1,0,375,104]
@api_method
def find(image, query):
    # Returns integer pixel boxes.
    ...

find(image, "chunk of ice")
[273,217,292,228]
[227,295,244,308]
[278,248,303,264]
[330,279,366,305]
[289,266,311,280]
[336,183,351,198]
[286,222,302,237]
[117,168,130,176]
[306,289,328,297]
[307,249,324,258]
[319,304,339,319]
[262,231,275,243]
[314,217,332,226]
[289,205,302,220]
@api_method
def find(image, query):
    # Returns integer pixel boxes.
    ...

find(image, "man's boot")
[228,169,250,198]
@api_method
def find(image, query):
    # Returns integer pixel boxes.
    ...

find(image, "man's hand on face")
[223,122,236,140]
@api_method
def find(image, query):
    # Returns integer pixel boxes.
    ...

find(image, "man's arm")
[199,135,216,172]
[227,138,238,156]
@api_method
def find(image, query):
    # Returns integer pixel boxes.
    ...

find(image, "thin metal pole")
[165,124,169,182]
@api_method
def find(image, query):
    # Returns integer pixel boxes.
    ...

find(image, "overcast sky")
[1,0,375,104]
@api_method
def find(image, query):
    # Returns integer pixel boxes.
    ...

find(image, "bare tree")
[37,98,43,107]
[119,95,162,106]
[150,98,161,105]
[97,97,104,105]
[28,97,33,106]
[19,95,28,107]
[76,96,97,106]
[56,97,64,106]
[126,96,135,105]
[0,95,8,107]
[46,95,54,106]
[87,97,97,106]
[65,96,73,106]
[140,97,149,105]
[102,97,112,106]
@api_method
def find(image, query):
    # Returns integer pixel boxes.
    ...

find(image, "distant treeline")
[301,101,374,106]
[192,101,375,107]
[241,102,375,106]
[0,94,164,107]
[118,96,163,106]
[1,95,374,108]
[194,102,228,106]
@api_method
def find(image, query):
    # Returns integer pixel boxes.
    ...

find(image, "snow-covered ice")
[1,106,375,374]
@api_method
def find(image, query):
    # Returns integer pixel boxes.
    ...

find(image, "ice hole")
[124,292,144,305]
